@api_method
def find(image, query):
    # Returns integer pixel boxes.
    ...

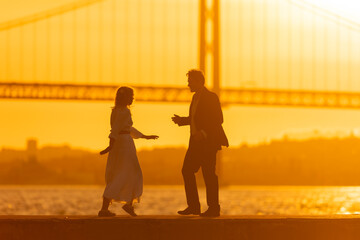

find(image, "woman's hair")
[114,86,134,108]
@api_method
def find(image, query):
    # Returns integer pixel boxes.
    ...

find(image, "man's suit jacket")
[179,87,229,150]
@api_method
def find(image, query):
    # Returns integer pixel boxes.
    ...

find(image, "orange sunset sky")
[1,0,360,151]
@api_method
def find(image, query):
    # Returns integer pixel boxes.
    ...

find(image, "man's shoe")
[200,207,220,217]
[177,207,201,215]
[98,209,116,217]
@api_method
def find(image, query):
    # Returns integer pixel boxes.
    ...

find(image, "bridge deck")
[3,82,360,108]
[1,215,360,240]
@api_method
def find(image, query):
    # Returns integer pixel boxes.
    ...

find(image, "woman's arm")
[100,109,129,155]
[142,135,159,140]
[130,127,159,140]
[99,137,115,155]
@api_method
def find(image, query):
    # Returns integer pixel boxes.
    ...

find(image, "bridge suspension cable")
[0,0,105,31]
[288,0,360,32]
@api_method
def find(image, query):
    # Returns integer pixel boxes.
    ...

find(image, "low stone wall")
[1,215,360,240]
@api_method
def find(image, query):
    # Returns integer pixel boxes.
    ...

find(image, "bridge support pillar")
[199,0,220,95]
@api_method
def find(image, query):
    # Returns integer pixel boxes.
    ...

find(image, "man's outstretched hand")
[172,114,182,125]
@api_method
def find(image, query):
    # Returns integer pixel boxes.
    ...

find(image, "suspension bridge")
[0,0,360,108]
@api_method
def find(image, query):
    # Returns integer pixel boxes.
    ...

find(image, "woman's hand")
[100,146,112,155]
[99,138,115,155]
[143,135,159,140]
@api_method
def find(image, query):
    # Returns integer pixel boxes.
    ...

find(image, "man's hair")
[186,69,205,85]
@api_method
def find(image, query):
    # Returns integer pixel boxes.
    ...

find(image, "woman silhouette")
[98,86,158,217]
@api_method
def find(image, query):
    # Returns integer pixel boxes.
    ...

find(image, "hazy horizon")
[1,125,360,151]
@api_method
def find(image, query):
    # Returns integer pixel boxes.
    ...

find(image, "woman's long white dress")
[103,107,143,203]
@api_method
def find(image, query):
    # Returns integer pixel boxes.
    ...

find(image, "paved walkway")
[1,215,360,240]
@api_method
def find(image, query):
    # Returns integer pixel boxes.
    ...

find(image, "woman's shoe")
[98,209,116,217]
[122,204,137,217]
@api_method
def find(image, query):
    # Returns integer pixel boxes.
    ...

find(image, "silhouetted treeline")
[0,145,105,184]
[221,136,360,185]
[1,136,360,185]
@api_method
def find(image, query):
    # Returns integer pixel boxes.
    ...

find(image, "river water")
[1,185,360,216]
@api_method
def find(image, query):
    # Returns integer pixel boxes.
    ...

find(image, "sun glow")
[304,0,360,23]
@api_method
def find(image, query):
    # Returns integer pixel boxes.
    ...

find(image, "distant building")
[26,138,38,163]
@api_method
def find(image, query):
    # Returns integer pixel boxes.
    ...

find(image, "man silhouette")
[172,69,228,217]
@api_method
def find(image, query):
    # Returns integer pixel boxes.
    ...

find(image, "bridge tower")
[199,0,220,95]
[200,0,226,184]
